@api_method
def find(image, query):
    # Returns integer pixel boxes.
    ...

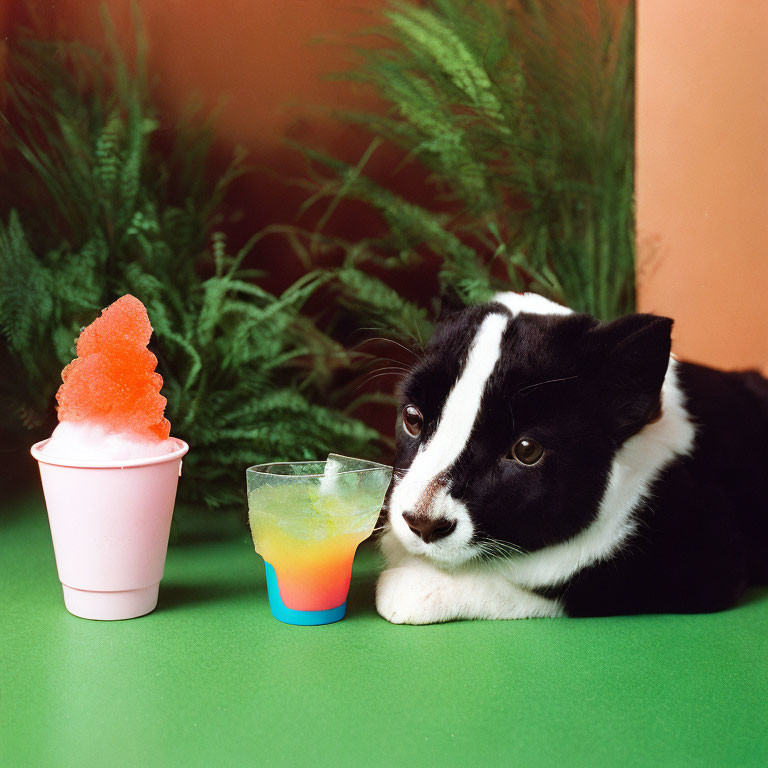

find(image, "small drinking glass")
[246,454,393,625]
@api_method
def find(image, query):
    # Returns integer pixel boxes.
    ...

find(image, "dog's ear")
[435,287,465,324]
[592,314,673,441]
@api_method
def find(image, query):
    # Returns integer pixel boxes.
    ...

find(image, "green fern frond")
[0,14,384,530]
[288,0,635,329]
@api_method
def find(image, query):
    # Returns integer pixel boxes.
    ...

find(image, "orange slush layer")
[256,526,366,611]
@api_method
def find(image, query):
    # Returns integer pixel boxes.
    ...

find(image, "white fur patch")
[376,550,564,624]
[389,312,509,559]
[389,487,476,566]
[501,358,696,589]
[493,291,572,317]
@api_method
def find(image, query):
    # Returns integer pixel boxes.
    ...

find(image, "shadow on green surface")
[346,570,379,618]
[168,505,248,544]
[0,490,43,527]
[159,581,262,612]
[739,586,768,608]
[156,573,380,620]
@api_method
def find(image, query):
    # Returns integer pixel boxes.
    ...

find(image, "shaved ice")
[42,421,175,461]
[42,295,176,461]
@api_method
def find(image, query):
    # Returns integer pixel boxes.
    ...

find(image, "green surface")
[2,494,767,768]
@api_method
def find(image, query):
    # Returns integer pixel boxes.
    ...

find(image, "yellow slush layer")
[247,484,381,610]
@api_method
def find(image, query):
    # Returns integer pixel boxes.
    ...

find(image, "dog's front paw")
[375,564,454,625]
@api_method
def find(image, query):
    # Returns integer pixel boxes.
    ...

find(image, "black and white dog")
[376,292,768,623]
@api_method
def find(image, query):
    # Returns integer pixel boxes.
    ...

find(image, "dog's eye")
[509,438,544,466]
[402,405,423,437]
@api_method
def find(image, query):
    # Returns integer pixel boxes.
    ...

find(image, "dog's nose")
[402,512,457,543]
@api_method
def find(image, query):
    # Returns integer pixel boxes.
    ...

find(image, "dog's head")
[386,293,672,567]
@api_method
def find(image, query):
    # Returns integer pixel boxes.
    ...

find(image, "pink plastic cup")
[30,437,189,620]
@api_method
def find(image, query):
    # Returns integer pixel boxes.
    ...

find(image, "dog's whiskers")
[360,365,411,378]
[515,375,579,397]
[353,370,409,393]
[472,536,528,562]
[353,333,422,359]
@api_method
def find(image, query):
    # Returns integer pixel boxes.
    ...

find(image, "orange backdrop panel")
[10,0,382,155]
[636,0,768,373]
[9,0,765,375]
[6,0,388,286]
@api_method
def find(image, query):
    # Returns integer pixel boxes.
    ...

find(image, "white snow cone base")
[62,583,159,621]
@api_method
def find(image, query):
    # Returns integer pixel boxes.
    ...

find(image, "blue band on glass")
[263,562,347,626]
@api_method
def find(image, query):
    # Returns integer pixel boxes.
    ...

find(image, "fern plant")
[0,17,380,525]
[293,0,636,330]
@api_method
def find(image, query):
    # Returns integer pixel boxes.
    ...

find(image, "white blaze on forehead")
[397,312,509,504]
[493,291,572,317]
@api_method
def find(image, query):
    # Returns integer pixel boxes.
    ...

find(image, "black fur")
[393,304,768,616]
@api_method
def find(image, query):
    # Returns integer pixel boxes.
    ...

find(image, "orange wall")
[7,1,767,374]
[6,0,390,287]
[636,1,768,373]
[10,0,382,157]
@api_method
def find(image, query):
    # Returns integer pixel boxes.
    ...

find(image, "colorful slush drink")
[247,455,392,625]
